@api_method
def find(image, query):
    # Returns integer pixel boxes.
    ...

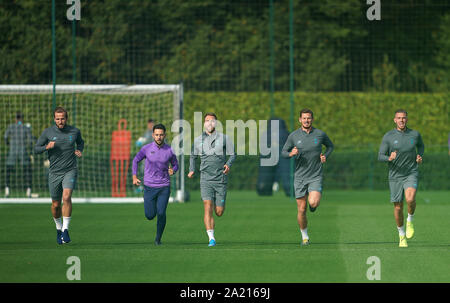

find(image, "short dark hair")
[54,106,68,119]
[394,109,408,116]
[204,112,217,120]
[148,119,154,124]
[299,108,314,119]
[153,124,166,133]
[16,112,23,120]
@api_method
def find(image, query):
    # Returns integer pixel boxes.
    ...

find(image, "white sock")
[53,217,62,230]
[62,216,71,231]
[407,213,414,222]
[207,229,215,241]
[300,228,309,240]
[397,225,406,237]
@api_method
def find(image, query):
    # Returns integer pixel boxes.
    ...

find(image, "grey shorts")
[294,178,323,199]
[389,175,418,203]
[48,169,78,201]
[200,182,227,207]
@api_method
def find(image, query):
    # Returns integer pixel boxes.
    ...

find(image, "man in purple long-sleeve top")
[132,124,178,245]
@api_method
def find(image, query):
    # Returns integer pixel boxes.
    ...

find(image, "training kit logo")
[170,112,281,166]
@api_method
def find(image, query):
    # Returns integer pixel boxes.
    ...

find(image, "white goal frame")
[0,84,185,203]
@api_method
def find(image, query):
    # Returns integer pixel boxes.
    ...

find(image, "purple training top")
[132,142,178,188]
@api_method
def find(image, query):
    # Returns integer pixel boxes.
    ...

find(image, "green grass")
[0,190,449,282]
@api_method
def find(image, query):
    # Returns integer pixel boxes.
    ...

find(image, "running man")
[281,109,334,246]
[35,107,84,245]
[188,113,236,247]
[4,112,34,198]
[378,109,424,248]
[132,124,178,245]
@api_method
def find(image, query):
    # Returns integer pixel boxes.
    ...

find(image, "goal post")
[0,84,185,203]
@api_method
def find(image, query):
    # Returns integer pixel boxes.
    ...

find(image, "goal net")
[0,85,185,203]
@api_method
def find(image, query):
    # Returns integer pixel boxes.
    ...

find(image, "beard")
[302,123,311,129]
[204,122,216,133]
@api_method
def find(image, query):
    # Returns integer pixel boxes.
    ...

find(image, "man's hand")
[75,150,82,157]
[223,164,230,175]
[289,147,299,157]
[132,175,141,186]
[168,167,174,176]
[416,154,423,164]
[388,151,397,161]
[320,153,326,163]
[188,171,194,178]
[46,141,55,150]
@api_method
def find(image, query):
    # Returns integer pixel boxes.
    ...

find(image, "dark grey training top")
[35,125,84,174]
[4,122,34,165]
[281,127,334,182]
[378,128,424,179]
[189,131,236,183]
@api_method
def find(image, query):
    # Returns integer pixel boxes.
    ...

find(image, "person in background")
[4,112,34,198]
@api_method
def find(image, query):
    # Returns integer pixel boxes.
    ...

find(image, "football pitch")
[0,190,449,283]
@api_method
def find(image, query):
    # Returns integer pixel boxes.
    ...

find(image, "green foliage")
[371,55,399,92]
[426,13,450,92]
[1,1,449,92]
[184,92,449,148]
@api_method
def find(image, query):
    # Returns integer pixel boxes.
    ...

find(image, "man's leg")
[62,188,73,218]
[214,183,227,217]
[23,163,32,197]
[404,187,417,239]
[307,179,323,212]
[60,170,77,243]
[49,173,63,244]
[201,182,216,245]
[296,196,309,244]
[405,188,417,215]
[5,165,14,197]
[60,188,73,243]
[393,201,404,230]
[52,199,63,224]
[204,200,216,245]
[144,186,158,221]
[390,179,407,247]
[256,164,275,196]
[393,201,407,247]
[215,206,224,217]
[308,191,322,212]
[155,186,170,244]
[203,200,215,229]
